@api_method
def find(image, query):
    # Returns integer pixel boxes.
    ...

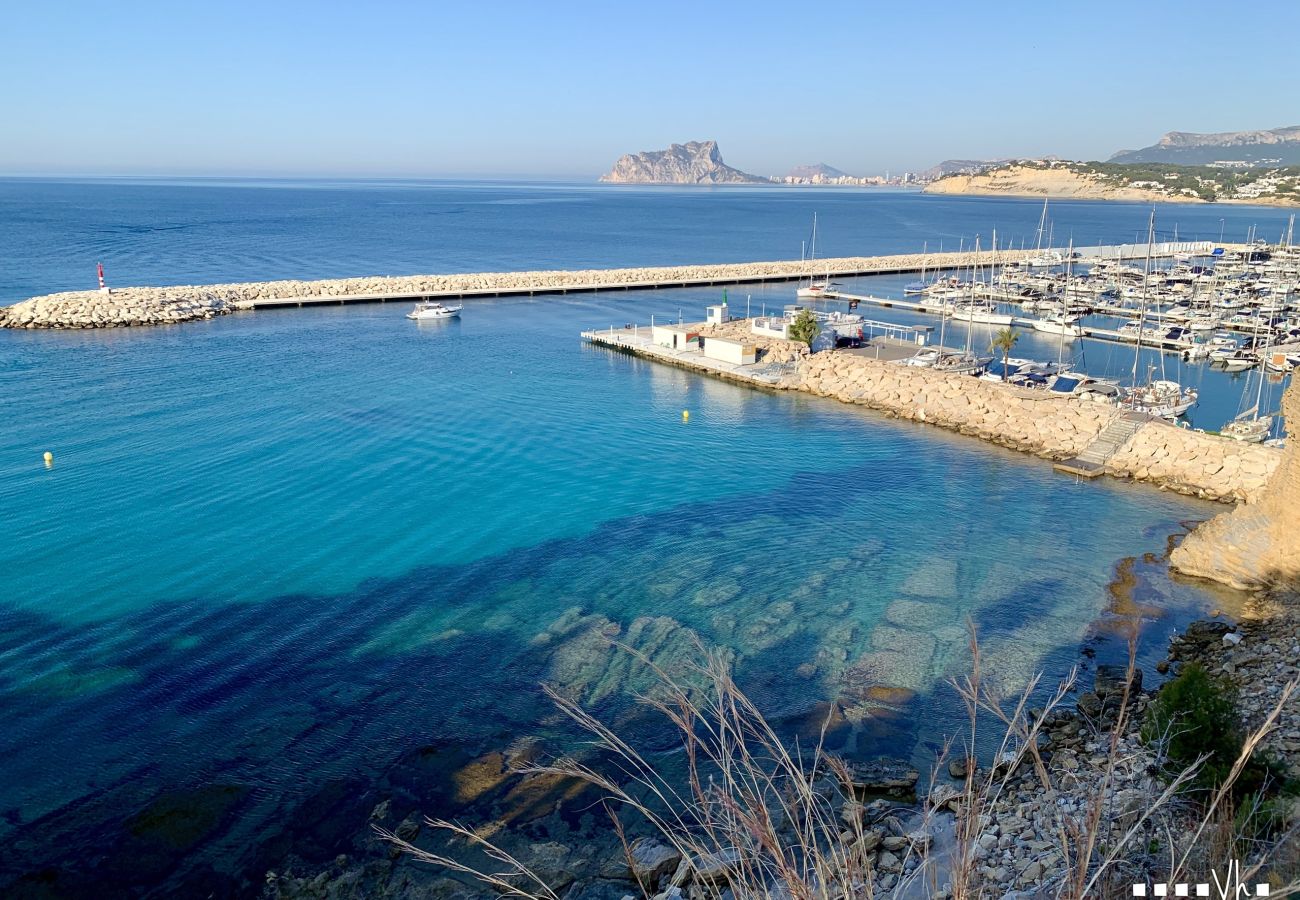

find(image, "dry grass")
[377,633,1300,899]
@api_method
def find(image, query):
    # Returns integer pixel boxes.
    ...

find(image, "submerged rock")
[845,758,920,797]
[624,837,681,888]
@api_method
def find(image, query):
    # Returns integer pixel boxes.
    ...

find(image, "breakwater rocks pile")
[0,289,230,329]
[1,249,1034,330]
[780,341,1280,503]
[1172,377,1300,588]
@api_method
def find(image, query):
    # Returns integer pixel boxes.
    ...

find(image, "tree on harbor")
[789,309,820,346]
[989,327,1019,380]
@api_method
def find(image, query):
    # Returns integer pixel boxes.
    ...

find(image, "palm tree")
[989,327,1019,381]
[789,309,820,346]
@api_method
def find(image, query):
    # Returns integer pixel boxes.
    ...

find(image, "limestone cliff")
[599,141,769,184]
[1171,377,1299,590]
[923,164,1181,203]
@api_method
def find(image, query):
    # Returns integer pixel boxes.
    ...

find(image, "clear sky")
[3,0,1297,178]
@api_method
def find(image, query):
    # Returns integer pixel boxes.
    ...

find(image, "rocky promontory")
[1172,375,1300,589]
[598,141,769,184]
[923,163,1183,203]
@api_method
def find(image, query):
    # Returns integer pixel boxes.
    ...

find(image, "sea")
[0,178,1284,896]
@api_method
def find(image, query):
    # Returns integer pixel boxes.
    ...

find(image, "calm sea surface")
[0,179,1277,895]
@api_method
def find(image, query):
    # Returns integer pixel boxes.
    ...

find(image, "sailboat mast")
[1060,238,1074,367]
[965,236,980,355]
[1132,210,1156,385]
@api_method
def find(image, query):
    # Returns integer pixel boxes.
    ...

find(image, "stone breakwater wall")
[0,291,230,329]
[785,350,1280,503]
[1,249,1033,330]
[647,319,1283,504]
[1171,376,1300,588]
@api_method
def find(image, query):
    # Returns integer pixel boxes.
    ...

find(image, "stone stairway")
[1054,411,1151,478]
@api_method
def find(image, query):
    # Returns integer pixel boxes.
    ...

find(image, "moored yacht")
[797,280,840,299]
[406,300,463,320]
[948,302,1014,326]
[1122,380,1198,418]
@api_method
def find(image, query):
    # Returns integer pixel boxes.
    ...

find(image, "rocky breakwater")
[684,330,1280,503]
[1171,376,1299,589]
[786,350,1115,458]
[1106,419,1280,503]
[0,287,230,329]
[3,249,1037,330]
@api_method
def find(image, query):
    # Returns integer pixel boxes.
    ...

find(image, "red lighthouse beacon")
[97,262,110,294]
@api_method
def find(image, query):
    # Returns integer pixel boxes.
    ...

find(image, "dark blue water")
[1,177,1290,302]
[0,179,1265,896]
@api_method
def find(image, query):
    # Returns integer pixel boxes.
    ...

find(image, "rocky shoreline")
[261,594,1299,900]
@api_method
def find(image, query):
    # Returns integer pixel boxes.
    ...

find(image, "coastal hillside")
[923,159,1300,206]
[598,141,769,184]
[1111,125,1300,166]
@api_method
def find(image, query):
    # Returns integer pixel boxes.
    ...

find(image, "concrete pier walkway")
[1,241,1224,330]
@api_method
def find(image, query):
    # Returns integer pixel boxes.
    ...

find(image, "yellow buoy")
[43,451,53,468]
[682,410,690,422]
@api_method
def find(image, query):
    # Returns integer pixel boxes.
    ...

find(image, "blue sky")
[3,0,1297,178]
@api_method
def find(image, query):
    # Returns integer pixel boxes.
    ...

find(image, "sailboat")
[1032,238,1084,336]
[1121,212,1197,419]
[796,213,839,299]
[904,241,930,294]
[1222,314,1274,443]
[1221,407,1273,443]
[1026,199,1061,267]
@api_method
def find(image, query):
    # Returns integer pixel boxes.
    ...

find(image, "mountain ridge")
[1109,126,1300,165]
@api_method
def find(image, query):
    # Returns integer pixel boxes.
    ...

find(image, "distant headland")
[598,141,770,184]
[600,127,1300,200]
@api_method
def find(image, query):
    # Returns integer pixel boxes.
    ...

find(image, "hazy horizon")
[3,0,1297,179]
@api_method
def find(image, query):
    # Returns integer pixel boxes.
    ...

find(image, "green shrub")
[788,309,820,346]
[1141,663,1241,789]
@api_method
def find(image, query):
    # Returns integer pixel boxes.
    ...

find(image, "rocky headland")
[924,159,1300,206]
[1172,375,1300,589]
[923,163,1191,203]
[598,141,769,184]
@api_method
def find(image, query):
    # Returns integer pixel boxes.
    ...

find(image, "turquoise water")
[0,180,1256,895]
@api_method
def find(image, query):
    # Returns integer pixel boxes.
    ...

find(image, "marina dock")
[821,291,1209,355]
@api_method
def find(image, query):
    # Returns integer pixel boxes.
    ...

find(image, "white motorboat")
[1206,334,1242,360]
[1043,372,1121,404]
[1218,351,1257,372]
[1031,314,1083,337]
[407,300,463,321]
[948,302,1014,326]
